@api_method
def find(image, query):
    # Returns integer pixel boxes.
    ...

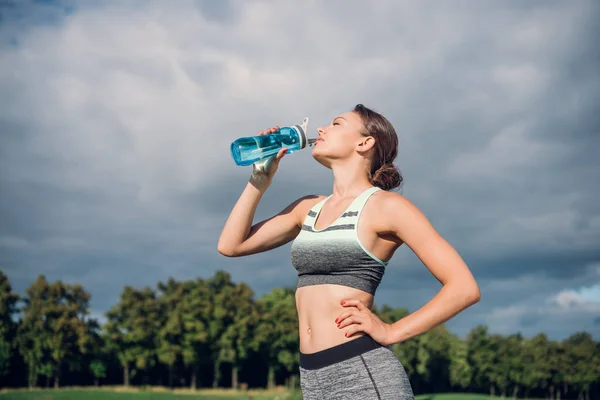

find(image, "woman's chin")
[311,151,332,169]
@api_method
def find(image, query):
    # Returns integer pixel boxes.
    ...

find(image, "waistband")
[299,335,384,370]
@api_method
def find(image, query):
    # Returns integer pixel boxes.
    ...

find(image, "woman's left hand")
[335,299,395,346]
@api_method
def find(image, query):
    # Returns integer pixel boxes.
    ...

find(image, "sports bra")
[290,186,388,295]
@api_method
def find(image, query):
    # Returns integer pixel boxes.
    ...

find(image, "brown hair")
[352,104,403,191]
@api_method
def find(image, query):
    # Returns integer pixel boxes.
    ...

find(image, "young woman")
[218,104,480,399]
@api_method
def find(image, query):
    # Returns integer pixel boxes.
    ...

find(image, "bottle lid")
[293,117,309,149]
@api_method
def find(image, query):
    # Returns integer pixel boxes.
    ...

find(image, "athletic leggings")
[299,335,414,399]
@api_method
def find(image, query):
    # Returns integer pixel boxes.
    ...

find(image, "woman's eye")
[333,122,339,126]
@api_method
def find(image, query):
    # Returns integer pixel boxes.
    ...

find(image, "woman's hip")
[299,335,414,400]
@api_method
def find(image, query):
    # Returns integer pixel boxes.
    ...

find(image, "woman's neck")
[330,160,373,199]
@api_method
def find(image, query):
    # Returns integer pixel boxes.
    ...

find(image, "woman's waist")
[296,284,373,316]
[299,320,368,354]
[296,285,372,320]
[295,284,373,353]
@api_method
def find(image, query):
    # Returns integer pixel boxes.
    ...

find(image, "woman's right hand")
[249,126,288,190]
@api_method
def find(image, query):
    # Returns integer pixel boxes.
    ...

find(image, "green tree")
[104,286,160,386]
[205,271,246,388]
[488,334,509,398]
[16,275,50,388]
[563,332,599,400]
[179,278,210,390]
[545,340,565,400]
[448,333,472,390]
[522,333,552,397]
[38,362,54,388]
[504,333,525,400]
[466,325,496,395]
[156,278,184,388]
[218,281,259,389]
[89,359,106,386]
[44,280,95,387]
[253,287,299,390]
[419,325,452,392]
[0,270,19,379]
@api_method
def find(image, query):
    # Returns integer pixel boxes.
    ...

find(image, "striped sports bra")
[290,186,388,295]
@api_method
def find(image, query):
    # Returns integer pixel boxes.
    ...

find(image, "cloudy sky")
[1,0,599,341]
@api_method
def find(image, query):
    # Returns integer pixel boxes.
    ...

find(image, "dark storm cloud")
[0,0,598,340]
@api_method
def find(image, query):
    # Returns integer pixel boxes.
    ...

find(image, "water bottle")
[230,117,316,166]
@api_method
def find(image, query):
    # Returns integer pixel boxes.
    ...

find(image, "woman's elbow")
[448,278,480,308]
[217,241,239,257]
[465,282,481,306]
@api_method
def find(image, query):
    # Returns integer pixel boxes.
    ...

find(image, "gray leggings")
[299,335,414,399]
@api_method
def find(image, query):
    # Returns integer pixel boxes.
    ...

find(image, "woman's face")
[312,111,371,167]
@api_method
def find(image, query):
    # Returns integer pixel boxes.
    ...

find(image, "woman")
[218,104,480,399]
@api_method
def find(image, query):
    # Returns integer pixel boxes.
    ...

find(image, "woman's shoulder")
[297,194,328,208]
[285,194,327,215]
[370,188,406,203]
[368,189,421,219]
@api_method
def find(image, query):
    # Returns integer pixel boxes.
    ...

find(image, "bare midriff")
[295,283,374,354]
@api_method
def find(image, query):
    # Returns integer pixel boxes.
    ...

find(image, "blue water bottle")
[231,117,314,166]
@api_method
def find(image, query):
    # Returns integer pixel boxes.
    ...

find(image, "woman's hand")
[335,299,395,346]
[249,126,287,191]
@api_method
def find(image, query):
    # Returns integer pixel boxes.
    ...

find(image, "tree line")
[0,269,598,399]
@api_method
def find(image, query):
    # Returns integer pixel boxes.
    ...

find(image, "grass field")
[0,389,544,400]
[0,389,299,400]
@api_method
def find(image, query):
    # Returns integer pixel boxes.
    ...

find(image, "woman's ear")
[356,136,375,154]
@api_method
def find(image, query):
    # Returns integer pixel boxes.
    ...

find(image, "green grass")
[0,389,301,400]
[415,395,508,400]
[0,390,546,400]
[414,395,546,400]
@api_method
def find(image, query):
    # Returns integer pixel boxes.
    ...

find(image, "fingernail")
[334,318,338,323]
[337,324,340,328]
[345,333,348,337]
[341,301,346,305]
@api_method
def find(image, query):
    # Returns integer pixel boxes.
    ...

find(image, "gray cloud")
[1,0,599,340]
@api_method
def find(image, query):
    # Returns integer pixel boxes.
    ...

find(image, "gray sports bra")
[290,186,388,295]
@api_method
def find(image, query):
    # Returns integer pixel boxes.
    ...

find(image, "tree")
[218,281,259,389]
[0,270,19,379]
[89,359,106,386]
[104,286,160,386]
[16,275,50,388]
[504,334,525,400]
[205,271,249,389]
[448,333,472,391]
[488,334,509,398]
[466,325,496,395]
[43,280,95,388]
[563,332,600,400]
[179,278,210,390]
[16,276,96,388]
[156,278,184,388]
[418,325,453,393]
[253,287,299,390]
[38,362,54,388]
[522,333,552,397]
[5,272,600,395]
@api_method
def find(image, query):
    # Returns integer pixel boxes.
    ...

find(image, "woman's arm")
[217,132,324,257]
[381,193,480,343]
[217,181,319,257]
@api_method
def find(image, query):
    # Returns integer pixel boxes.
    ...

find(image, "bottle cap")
[292,117,309,149]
